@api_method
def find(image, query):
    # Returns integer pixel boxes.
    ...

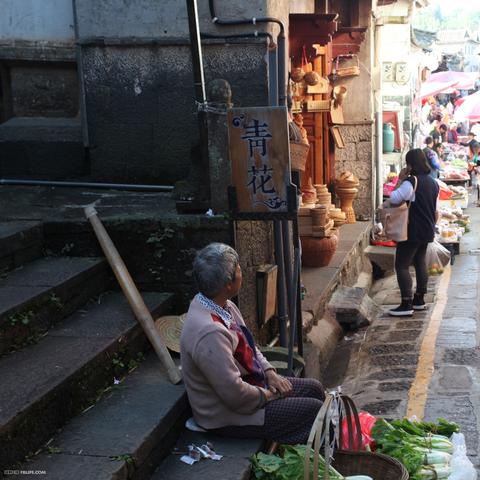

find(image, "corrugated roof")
[412,28,437,49]
[437,29,478,44]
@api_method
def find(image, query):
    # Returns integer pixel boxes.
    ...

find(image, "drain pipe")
[374,15,384,209]
[208,0,286,106]
[186,0,210,201]
[0,179,173,192]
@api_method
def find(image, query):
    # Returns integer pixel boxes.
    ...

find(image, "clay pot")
[301,235,338,268]
[291,67,305,83]
[316,192,332,206]
[304,71,321,86]
[314,184,329,195]
[335,186,358,224]
[311,206,327,227]
[333,85,347,107]
[336,171,359,188]
[331,227,340,241]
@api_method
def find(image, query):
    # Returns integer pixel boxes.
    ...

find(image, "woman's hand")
[265,370,293,397]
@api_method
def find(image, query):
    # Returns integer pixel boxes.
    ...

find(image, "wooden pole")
[85,206,182,384]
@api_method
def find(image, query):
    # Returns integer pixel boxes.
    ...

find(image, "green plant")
[9,310,35,326]
[110,454,135,465]
[47,446,61,454]
[48,293,64,310]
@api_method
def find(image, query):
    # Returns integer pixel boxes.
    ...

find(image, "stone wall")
[333,0,375,219]
[235,221,275,343]
[335,124,374,218]
[81,41,269,184]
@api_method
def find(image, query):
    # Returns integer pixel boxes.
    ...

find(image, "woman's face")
[226,264,242,298]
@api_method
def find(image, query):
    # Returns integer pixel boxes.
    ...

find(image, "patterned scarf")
[197,293,266,387]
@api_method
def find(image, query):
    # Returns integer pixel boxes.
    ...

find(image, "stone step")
[0,221,44,272]
[151,431,264,480]
[0,256,110,355]
[17,351,186,480]
[0,291,174,472]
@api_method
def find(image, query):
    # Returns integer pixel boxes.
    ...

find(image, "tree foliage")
[413,5,480,34]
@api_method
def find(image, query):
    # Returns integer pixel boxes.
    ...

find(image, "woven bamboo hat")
[154,314,186,353]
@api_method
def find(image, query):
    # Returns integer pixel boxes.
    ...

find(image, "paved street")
[330,198,480,469]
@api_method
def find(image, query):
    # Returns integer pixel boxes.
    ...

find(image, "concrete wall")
[334,0,374,219]
[74,0,290,183]
[0,0,74,43]
[75,0,287,39]
[82,42,269,183]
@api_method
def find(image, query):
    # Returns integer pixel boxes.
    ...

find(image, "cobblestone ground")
[337,200,480,469]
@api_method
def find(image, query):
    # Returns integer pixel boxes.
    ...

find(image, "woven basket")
[304,392,409,480]
[332,450,409,479]
[290,141,310,171]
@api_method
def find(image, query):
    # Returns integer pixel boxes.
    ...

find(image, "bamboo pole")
[85,206,182,384]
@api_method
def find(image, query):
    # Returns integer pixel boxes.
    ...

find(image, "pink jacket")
[180,295,274,429]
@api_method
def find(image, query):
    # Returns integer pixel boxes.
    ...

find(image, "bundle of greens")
[251,444,371,480]
[371,418,457,480]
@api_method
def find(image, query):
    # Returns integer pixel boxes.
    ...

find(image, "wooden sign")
[228,107,290,213]
[256,264,278,326]
[330,125,346,149]
[306,99,330,112]
[329,100,344,124]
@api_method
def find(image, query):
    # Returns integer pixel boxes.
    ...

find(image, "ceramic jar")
[335,187,358,224]
[300,234,338,268]
[311,206,327,227]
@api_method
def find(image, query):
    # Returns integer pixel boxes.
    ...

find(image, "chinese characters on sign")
[228,107,290,213]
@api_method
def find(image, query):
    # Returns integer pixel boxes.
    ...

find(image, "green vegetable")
[422,451,451,465]
[345,476,373,480]
[371,419,454,476]
[251,444,344,480]
[389,418,459,437]
[414,464,451,479]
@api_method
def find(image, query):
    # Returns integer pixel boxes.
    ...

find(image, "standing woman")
[389,149,439,316]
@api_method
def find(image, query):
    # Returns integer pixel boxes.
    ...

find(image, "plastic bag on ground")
[340,411,377,450]
[448,432,477,480]
[427,240,450,275]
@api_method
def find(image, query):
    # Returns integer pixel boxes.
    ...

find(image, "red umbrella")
[427,71,478,90]
[454,90,480,122]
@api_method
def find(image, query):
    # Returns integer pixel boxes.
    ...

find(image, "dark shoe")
[388,301,414,317]
[412,294,427,311]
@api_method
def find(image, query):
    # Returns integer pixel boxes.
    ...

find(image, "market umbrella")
[427,71,478,91]
[417,80,459,100]
[454,90,480,122]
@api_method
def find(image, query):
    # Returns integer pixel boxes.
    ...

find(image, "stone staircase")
[0,221,187,478]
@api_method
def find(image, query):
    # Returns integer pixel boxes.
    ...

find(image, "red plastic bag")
[438,184,454,200]
[341,411,377,450]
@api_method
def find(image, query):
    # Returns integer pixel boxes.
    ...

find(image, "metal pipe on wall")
[0,179,173,192]
[374,17,384,209]
[186,0,210,201]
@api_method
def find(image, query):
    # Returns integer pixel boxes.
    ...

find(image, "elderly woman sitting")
[180,242,325,444]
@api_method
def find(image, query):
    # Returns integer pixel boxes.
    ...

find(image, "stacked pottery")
[300,234,338,268]
[311,205,327,227]
[329,208,347,227]
[302,175,317,206]
[335,171,360,224]
[314,184,331,207]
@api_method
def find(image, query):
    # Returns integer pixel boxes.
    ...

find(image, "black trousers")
[395,241,429,300]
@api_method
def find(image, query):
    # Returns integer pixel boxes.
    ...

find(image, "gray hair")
[193,243,239,298]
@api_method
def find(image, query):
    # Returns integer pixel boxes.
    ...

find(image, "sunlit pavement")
[329,196,480,469]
